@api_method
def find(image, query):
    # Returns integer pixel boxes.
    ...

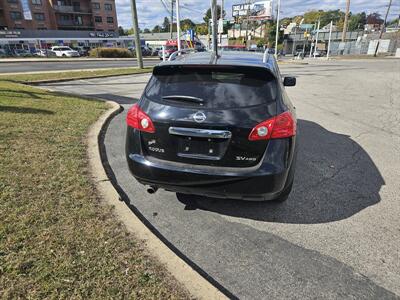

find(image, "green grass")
[1,67,153,84]
[0,80,189,299]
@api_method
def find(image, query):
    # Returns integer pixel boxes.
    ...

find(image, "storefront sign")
[0,31,21,38]
[89,32,115,38]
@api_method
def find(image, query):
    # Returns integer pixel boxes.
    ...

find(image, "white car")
[50,46,80,57]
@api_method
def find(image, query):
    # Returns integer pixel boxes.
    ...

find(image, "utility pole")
[342,0,350,42]
[327,20,333,59]
[274,0,281,57]
[129,0,143,68]
[309,23,315,58]
[374,0,392,57]
[176,0,181,52]
[170,0,174,39]
[245,0,251,46]
[211,0,218,55]
[313,19,320,58]
[219,0,224,45]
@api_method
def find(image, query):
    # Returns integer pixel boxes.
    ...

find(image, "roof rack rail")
[168,49,197,61]
[263,49,270,63]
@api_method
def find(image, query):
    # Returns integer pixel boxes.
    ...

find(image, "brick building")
[0,0,118,32]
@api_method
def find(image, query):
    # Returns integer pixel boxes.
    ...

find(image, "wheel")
[62,54,66,57]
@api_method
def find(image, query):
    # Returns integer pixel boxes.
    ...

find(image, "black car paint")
[126,51,297,201]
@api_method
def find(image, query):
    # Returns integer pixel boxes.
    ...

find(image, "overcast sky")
[115,0,399,29]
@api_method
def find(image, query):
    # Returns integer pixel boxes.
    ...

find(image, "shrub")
[89,48,133,58]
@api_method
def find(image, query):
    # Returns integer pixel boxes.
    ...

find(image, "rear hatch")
[139,64,278,168]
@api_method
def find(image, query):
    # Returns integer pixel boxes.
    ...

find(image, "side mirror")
[283,77,296,87]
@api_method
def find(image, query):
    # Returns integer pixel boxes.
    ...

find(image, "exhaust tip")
[147,186,158,194]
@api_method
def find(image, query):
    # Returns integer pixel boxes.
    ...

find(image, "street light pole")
[313,19,320,58]
[219,0,224,45]
[170,0,174,39]
[342,0,350,42]
[129,0,143,68]
[211,0,218,55]
[274,0,281,57]
[327,20,333,59]
[176,0,181,52]
[374,0,392,57]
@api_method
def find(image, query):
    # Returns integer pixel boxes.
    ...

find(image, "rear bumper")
[126,136,297,201]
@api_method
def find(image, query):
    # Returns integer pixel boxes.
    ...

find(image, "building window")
[92,2,100,10]
[94,16,102,23]
[10,11,23,20]
[34,13,45,21]
[107,17,113,24]
[105,3,112,11]
[8,0,18,3]
[60,15,70,21]
[75,16,83,25]
[37,27,48,30]
[32,0,42,5]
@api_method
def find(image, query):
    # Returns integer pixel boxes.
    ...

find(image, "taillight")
[126,104,155,133]
[249,111,296,141]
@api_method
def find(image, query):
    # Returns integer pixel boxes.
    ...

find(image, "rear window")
[145,66,277,109]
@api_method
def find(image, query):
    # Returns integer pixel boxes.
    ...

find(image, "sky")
[115,0,400,29]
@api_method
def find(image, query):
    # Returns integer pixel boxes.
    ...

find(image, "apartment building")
[0,0,118,32]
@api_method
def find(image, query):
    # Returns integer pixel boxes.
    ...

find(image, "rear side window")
[145,66,277,109]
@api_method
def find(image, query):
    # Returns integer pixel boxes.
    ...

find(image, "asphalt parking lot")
[41,59,400,299]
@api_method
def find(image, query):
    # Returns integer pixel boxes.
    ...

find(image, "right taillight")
[126,104,155,133]
[248,111,296,141]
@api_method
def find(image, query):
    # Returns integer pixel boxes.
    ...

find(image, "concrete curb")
[0,57,160,63]
[86,101,228,300]
[25,71,153,85]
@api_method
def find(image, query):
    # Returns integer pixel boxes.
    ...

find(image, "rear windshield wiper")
[162,95,205,104]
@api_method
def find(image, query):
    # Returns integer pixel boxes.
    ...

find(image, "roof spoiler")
[168,49,197,61]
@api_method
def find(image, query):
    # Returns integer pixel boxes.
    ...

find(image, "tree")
[180,18,195,31]
[348,12,366,30]
[143,28,151,33]
[303,10,325,24]
[366,13,384,25]
[195,23,208,35]
[162,17,170,32]
[204,5,224,24]
[118,26,125,36]
[152,25,162,33]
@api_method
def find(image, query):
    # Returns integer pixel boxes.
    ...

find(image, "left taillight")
[126,103,155,133]
[249,111,296,141]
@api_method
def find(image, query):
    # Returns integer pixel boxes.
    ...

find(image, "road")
[41,59,400,299]
[0,59,159,73]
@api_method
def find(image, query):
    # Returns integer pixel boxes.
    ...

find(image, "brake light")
[249,111,296,141]
[126,104,155,133]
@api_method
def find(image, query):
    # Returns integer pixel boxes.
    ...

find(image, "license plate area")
[177,136,226,160]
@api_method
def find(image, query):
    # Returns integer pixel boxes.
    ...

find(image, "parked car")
[50,46,80,57]
[33,49,57,57]
[126,51,298,201]
[13,49,33,57]
[158,45,178,60]
[313,50,326,57]
[72,46,91,56]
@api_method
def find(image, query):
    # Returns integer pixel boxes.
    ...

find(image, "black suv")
[126,51,297,201]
